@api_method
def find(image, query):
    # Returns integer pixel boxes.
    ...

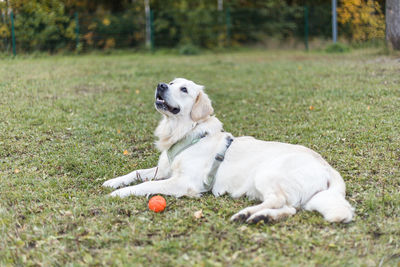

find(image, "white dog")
[103,78,354,223]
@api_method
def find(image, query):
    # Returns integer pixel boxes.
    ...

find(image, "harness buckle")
[215,154,224,161]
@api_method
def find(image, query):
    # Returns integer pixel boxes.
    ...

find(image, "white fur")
[103,78,355,223]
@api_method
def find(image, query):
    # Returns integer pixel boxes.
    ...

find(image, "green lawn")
[0,49,399,266]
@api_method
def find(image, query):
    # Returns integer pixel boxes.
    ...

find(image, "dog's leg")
[230,202,274,222]
[103,167,165,189]
[230,193,286,222]
[304,190,354,223]
[231,171,289,222]
[109,177,195,198]
[245,205,297,224]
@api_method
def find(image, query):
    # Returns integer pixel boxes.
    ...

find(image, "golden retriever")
[103,78,354,223]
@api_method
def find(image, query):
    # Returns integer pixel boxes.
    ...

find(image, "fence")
[1,6,333,55]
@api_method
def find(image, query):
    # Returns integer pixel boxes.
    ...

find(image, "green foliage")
[325,42,351,53]
[230,5,305,43]
[154,9,225,48]
[152,3,306,48]
[0,0,385,52]
[11,0,75,51]
[79,11,145,50]
[178,43,200,55]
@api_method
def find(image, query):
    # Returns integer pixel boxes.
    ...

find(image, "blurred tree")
[63,0,134,13]
[0,0,10,51]
[4,0,76,51]
[385,0,400,50]
[337,0,385,42]
[0,0,390,52]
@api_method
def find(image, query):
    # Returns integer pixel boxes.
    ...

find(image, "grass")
[0,49,399,266]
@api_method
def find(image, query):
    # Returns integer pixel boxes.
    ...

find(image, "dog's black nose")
[157,83,168,92]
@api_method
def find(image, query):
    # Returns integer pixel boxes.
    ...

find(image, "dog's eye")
[180,87,188,93]
[169,82,174,85]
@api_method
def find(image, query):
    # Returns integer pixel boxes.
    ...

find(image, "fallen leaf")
[64,211,73,217]
[239,225,248,232]
[194,210,203,219]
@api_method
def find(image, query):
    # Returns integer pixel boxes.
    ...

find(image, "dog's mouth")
[155,92,180,114]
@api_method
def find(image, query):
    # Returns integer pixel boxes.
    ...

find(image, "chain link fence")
[1,6,333,55]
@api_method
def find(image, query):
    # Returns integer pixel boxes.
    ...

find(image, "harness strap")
[167,132,207,164]
[203,136,234,191]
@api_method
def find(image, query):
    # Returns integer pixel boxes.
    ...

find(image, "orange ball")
[148,195,166,213]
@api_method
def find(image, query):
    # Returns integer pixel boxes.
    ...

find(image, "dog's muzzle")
[155,83,180,114]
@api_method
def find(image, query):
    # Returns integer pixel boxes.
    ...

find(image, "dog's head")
[155,78,214,121]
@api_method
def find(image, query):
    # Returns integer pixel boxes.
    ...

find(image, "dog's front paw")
[102,179,121,189]
[109,188,133,198]
[103,176,130,189]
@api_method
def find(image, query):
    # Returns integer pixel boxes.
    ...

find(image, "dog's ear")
[191,91,214,122]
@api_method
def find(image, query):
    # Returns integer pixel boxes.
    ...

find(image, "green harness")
[166,132,234,192]
[166,133,208,164]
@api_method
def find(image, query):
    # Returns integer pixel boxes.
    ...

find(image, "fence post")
[226,7,231,46]
[304,6,309,51]
[145,0,151,49]
[10,11,16,56]
[75,12,80,50]
[332,0,337,43]
[150,9,154,51]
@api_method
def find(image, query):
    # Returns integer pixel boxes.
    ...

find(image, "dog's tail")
[305,168,355,223]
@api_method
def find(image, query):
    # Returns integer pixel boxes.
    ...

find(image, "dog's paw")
[109,188,132,198]
[103,176,130,189]
[246,215,270,224]
[230,211,251,222]
[102,179,121,189]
